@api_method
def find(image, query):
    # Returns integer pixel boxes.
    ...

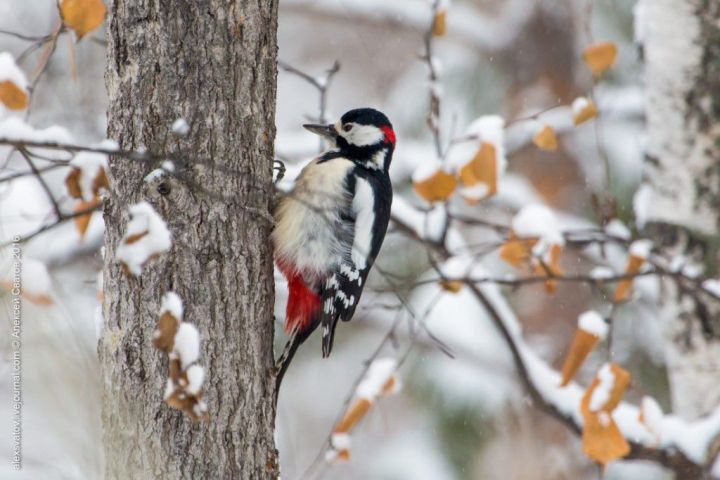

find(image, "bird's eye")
[342,123,353,132]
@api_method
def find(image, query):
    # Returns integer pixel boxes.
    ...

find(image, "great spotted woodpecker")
[273,108,395,384]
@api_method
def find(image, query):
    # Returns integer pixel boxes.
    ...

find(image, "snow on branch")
[116,202,172,276]
[325,357,401,462]
[152,292,209,421]
[389,195,720,476]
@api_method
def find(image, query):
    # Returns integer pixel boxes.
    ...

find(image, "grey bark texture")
[640,0,720,420]
[99,0,279,478]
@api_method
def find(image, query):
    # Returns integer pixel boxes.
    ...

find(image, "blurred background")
[0,1,668,479]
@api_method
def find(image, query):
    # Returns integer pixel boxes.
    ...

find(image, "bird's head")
[304,108,396,170]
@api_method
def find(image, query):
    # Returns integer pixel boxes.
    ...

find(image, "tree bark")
[99,1,279,478]
[640,0,720,419]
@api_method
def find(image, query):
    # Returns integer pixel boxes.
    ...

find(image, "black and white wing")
[320,173,392,357]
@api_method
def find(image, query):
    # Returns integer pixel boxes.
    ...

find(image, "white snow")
[571,97,591,116]
[0,257,52,301]
[632,1,646,44]
[703,279,720,298]
[640,396,663,440]
[589,364,615,412]
[633,184,652,229]
[464,114,507,174]
[629,239,653,259]
[578,311,608,340]
[511,204,565,260]
[0,117,72,144]
[411,160,444,184]
[458,183,489,201]
[116,202,172,276]
[356,357,397,401]
[160,291,183,320]
[605,219,631,240]
[330,432,351,451]
[68,149,109,202]
[172,322,200,369]
[171,118,189,136]
[185,365,205,395]
[0,52,28,91]
[424,204,450,244]
[144,160,175,183]
[590,266,615,279]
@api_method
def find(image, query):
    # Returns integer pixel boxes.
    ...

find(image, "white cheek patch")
[339,123,384,147]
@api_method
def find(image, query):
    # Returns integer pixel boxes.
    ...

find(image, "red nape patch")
[284,273,321,335]
[381,126,396,146]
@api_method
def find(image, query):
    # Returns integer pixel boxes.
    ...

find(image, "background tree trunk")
[640,0,720,419]
[99,1,279,478]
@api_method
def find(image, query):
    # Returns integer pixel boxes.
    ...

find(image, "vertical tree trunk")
[640,0,720,419]
[100,1,279,478]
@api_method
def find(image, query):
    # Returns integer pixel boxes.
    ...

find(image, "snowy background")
[0,0,678,479]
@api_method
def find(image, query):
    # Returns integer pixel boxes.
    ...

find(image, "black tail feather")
[275,330,302,395]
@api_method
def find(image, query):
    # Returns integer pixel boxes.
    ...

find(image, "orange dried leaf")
[413,169,457,203]
[573,100,598,126]
[381,376,399,395]
[580,363,632,465]
[613,254,645,303]
[65,168,83,199]
[560,329,600,386]
[124,230,149,245]
[432,9,447,36]
[583,42,618,77]
[458,142,497,204]
[581,410,630,466]
[60,0,107,39]
[532,125,558,151]
[92,166,109,196]
[73,198,100,238]
[439,280,463,293]
[499,233,537,268]
[152,311,180,352]
[533,243,563,293]
[0,80,28,110]
[335,398,372,434]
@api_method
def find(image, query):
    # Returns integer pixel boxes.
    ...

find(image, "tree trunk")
[99,1,279,478]
[640,0,720,419]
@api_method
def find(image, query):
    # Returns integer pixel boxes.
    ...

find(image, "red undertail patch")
[279,262,321,335]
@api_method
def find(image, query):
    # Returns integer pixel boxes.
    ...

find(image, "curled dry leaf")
[0,80,28,110]
[458,142,497,204]
[65,168,83,200]
[580,363,631,466]
[413,168,457,203]
[532,125,558,151]
[328,362,399,462]
[560,329,599,386]
[583,42,618,77]
[432,9,447,36]
[60,0,107,39]
[572,97,598,126]
[614,250,648,303]
[499,233,536,268]
[439,279,463,293]
[152,312,180,352]
[534,243,563,293]
[73,197,101,239]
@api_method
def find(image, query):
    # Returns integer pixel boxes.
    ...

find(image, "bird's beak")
[303,123,337,139]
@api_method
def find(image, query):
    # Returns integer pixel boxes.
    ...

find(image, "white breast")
[272,157,354,280]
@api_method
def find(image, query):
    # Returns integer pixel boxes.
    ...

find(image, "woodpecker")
[272,108,395,383]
